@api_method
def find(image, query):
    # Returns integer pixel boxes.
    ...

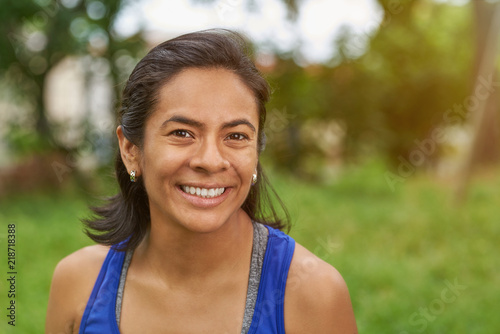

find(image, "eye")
[169,129,193,138]
[226,133,248,141]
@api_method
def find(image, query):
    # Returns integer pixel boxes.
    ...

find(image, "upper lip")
[178,183,230,189]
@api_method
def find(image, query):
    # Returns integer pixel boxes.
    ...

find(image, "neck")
[134,209,254,286]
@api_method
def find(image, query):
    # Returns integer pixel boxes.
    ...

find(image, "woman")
[46,29,357,334]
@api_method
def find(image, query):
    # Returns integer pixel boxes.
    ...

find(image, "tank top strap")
[79,242,126,334]
[247,225,296,334]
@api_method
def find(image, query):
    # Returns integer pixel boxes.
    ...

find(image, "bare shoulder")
[284,242,358,334]
[46,245,109,334]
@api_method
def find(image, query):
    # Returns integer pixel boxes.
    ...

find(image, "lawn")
[1,160,499,333]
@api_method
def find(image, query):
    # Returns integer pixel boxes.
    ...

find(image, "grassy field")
[1,160,499,333]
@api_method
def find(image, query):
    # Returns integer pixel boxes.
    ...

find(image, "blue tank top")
[79,225,295,334]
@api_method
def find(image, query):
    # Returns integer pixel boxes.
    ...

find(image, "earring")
[251,173,257,186]
[130,170,136,183]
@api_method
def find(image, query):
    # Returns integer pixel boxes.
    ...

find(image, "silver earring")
[251,173,257,186]
[130,170,136,182]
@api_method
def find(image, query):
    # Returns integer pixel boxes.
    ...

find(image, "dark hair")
[84,29,290,250]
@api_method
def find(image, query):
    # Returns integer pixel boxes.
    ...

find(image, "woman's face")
[139,68,259,233]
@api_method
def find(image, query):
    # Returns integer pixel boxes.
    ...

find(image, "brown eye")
[227,133,248,141]
[170,130,193,138]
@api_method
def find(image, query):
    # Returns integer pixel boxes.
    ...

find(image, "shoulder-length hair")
[84,29,290,251]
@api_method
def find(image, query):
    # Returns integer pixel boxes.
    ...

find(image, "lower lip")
[177,186,232,208]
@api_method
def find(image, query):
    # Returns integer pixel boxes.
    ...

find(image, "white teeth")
[182,186,225,199]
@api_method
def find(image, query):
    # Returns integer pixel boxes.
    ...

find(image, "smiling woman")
[45,29,358,334]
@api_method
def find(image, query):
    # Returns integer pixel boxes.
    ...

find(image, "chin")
[177,212,236,234]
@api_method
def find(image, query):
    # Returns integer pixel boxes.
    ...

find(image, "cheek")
[140,142,186,181]
[226,149,258,175]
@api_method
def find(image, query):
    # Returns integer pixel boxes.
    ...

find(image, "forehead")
[150,68,259,127]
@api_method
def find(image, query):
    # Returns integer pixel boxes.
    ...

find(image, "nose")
[189,137,230,173]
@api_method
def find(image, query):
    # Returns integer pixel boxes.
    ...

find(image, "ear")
[117,126,141,176]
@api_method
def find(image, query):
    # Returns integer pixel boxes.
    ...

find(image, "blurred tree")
[348,0,474,166]
[466,0,500,166]
[455,1,500,203]
[0,0,145,156]
[264,0,475,175]
[0,0,487,181]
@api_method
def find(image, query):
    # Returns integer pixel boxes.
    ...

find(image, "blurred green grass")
[1,161,499,333]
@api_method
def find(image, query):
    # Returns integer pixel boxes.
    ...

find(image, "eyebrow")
[161,115,256,133]
[160,115,204,129]
[221,119,256,133]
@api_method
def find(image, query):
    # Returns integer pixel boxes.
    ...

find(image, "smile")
[180,186,226,199]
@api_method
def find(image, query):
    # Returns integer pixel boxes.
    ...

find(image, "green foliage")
[0,0,488,179]
[264,0,475,174]
[365,0,474,162]
[4,124,53,158]
[0,0,146,155]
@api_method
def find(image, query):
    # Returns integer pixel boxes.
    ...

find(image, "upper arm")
[284,243,358,334]
[45,245,109,334]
